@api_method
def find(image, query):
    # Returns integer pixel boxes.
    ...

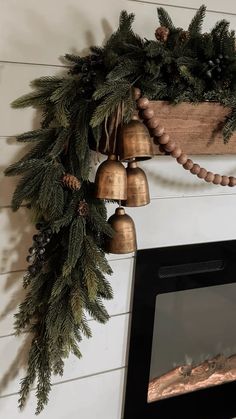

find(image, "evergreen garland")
[4,5,236,413]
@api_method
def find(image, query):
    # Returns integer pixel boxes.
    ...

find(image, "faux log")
[149,101,236,155]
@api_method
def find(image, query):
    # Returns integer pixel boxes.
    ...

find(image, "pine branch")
[62,217,85,276]
[157,7,175,30]
[90,80,132,127]
[188,5,206,35]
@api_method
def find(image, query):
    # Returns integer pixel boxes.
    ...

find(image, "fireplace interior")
[124,240,236,419]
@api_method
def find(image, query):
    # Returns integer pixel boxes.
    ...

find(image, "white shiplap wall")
[1,1,236,418]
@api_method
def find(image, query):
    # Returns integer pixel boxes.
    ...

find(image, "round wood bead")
[142,108,154,119]
[164,140,176,152]
[190,164,201,175]
[197,168,207,179]
[133,87,141,100]
[137,97,149,109]
[229,176,236,187]
[158,133,170,145]
[183,159,194,170]
[171,147,182,158]
[177,153,188,165]
[213,174,222,185]
[146,117,159,129]
[205,171,215,183]
[221,175,229,186]
[153,126,165,137]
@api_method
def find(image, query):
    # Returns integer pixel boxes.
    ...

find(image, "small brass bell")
[105,207,137,254]
[119,119,153,162]
[124,161,150,207]
[95,154,127,200]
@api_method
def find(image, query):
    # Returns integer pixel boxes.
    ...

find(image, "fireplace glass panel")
[148,283,236,403]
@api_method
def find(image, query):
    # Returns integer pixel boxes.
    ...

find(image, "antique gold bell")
[105,207,137,254]
[124,161,150,207]
[94,154,127,200]
[119,119,153,162]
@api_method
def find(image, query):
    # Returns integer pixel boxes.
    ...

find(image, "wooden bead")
[164,140,176,152]
[153,125,165,137]
[171,147,182,158]
[229,176,236,187]
[183,159,194,170]
[133,87,141,100]
[213,174,222,185]
[177,153,188,165]
[137,97,149,109]
[221,175,229,186]
[190,164,201,175]
[142,108,154,119]
[205,171,215,183]
[197,168,207,179]
[146,117,159,129]
[158,133,170,145]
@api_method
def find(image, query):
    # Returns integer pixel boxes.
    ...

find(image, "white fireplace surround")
[1,1,236,418]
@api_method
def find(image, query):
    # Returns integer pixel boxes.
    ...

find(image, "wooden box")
[149,101,236,155]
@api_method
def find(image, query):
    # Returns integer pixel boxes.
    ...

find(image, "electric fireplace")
[124,240,236,419]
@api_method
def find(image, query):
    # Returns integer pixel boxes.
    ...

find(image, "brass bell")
[124,161,150,207]
[119,119,153,162]
[105,207,137,254]
[94,154,127,200]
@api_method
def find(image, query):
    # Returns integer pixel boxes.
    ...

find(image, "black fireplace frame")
[124,240,236,419]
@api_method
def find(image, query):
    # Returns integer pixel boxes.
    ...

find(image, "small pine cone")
[155,26,170,42]
[180,30,189,41]
[63,173,81,191]
[78,200,89,217]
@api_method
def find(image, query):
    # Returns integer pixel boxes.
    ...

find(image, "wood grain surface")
[150,101,236,155]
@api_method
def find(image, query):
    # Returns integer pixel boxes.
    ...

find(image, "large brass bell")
[119,119,153,162]
[124,161,150,207]
[105,207,137,254]
[95,154,127,200]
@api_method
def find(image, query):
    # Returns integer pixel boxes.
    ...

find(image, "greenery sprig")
[4,5,236,413]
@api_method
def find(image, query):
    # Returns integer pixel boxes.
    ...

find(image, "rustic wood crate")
[150,101,236,155]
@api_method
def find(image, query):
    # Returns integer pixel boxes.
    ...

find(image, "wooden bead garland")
[158,134,169,145]
[142,108,154,119]
[146,117,159,129]
[183,159,194,171]
[135,91,236,187]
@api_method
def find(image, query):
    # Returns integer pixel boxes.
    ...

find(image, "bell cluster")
[94,118,153,255]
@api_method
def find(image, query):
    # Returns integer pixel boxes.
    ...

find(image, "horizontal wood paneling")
[107,194,236,249]
[0,63,62,137]
[0,271,25,337]
[128,0,236,15]
[0,0,126,66]
[0,207,34,274]
[0,368,125,419]
[0,313,129,397]
[140,156,236,198]
[0,258,134,336]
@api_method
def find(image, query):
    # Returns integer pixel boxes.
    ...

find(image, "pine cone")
[62,174,81,191]
[155,26,170,42]
[180,30,189,41]
[77,200,89,217]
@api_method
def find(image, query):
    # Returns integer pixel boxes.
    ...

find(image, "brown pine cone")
[155,26,170,42]
[62,173,81,191]
[180,30,189,41]
[77,200,89,217]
